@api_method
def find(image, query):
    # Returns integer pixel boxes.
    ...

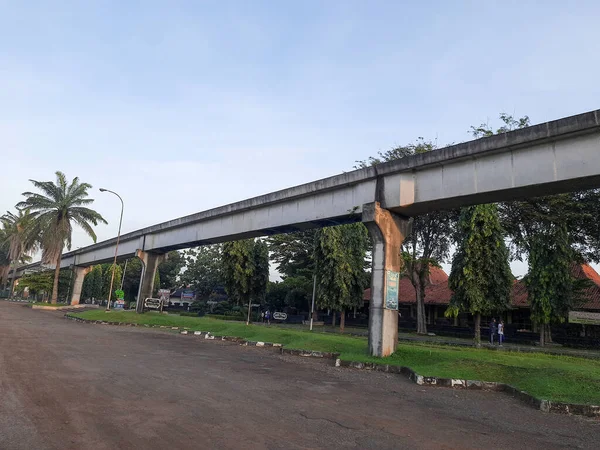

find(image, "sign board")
[385,270,399,310]
[144,298,162,310]
[181,290,195,300]
[158,289,170,300]
[114,299,125,309]
[273,311,288,321]
[569,311,600,325]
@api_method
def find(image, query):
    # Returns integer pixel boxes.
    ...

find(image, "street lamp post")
[100,188,124,311]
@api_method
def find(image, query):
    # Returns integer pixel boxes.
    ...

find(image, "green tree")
[472,113,600,343]
[17,172,107,303]
[221,239,269,323]
[17,272,52,299]
[268,230,317,279]
[447,204,512,345]
[121,258,142,302]
[83,265,104,301]
[158,251,185,289]
[314,223,369,332]
[0,209,38,296]
[250,239,269,304]
[180,245,223,299]
[356,138,457,334]
[526,224,576,346]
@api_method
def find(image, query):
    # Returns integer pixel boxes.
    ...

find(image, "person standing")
[489,318,497,345]
[498,320,505,346]
[265,310,271,325]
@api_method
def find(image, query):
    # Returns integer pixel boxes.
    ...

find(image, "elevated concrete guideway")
[15,109,600,356]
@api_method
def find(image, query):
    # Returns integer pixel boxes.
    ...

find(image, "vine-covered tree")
[526,224,576,346]
[17,172,107,303]
[82,265,104,301]
[314,223,369,332]
[447,204,512,345]
[101,264,122,300]
[356,138,456,334]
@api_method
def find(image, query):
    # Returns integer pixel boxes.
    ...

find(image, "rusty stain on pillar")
[135,250,168,313]
[363,202,410,357]
[70,266,93,305]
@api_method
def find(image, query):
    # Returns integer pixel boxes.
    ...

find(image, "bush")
[179,312,200,317]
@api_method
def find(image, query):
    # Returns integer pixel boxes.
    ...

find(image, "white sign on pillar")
[385,270,399,310]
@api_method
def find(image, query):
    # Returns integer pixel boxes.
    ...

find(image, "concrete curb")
[63,314,600,418]
[334,358,600,418]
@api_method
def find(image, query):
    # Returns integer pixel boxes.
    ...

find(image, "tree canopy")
[448,204,512,345]
[314,223,369,331]
[221,239,269,310]
[17,172,106,303]
[180,245,223,299]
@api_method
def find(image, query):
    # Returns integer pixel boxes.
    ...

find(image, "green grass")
[71,310,600,405]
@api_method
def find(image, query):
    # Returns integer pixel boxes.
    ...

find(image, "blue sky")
[1,1,599,276]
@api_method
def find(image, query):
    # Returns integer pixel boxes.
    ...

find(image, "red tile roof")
[363,264,600,311]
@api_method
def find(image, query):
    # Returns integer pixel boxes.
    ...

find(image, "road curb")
[334,358,600,418]
[63,314,600,417]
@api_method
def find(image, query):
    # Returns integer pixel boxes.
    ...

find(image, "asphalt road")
[1,302,599,450]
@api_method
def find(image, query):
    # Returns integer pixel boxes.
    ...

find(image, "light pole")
[99,188,124,311]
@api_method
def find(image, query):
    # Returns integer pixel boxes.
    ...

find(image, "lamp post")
[99,188,124,311]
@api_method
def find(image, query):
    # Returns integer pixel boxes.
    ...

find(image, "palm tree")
[0,209,37,296]
[17,172,107,304]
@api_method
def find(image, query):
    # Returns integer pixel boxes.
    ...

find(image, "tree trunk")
[474,313,481,347]
[331,310,336,328]
[340,309,345,334]
[539,323,545,347]
[415,283,427,335]
[51,255,62,304]
[545,324,553,344]
[8,265,16,298]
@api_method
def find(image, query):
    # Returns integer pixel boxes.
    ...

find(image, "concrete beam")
[363,202,411,357]
[15,108,600,279]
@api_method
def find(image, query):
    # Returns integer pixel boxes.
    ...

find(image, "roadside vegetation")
[71,310,600,405]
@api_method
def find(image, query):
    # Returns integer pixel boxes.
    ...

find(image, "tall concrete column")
[363,202,410,357]
[135,250,167,313]
[70,266,92,305]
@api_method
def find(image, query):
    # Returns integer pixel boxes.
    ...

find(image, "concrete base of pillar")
[70,266,92,305]
[135,250,167,313]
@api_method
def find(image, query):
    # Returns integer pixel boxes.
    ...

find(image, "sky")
[1,0,599,278]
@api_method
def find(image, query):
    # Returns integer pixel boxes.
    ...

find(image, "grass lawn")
[71,310,600,405]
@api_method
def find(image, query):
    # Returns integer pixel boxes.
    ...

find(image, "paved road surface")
[0,302,598,450]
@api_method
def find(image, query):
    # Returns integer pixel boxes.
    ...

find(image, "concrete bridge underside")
[15,109,600,357]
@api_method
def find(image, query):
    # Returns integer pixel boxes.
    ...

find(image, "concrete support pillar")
[70,266,92,305]
[363,202,410,357]
[135,250,167,313]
